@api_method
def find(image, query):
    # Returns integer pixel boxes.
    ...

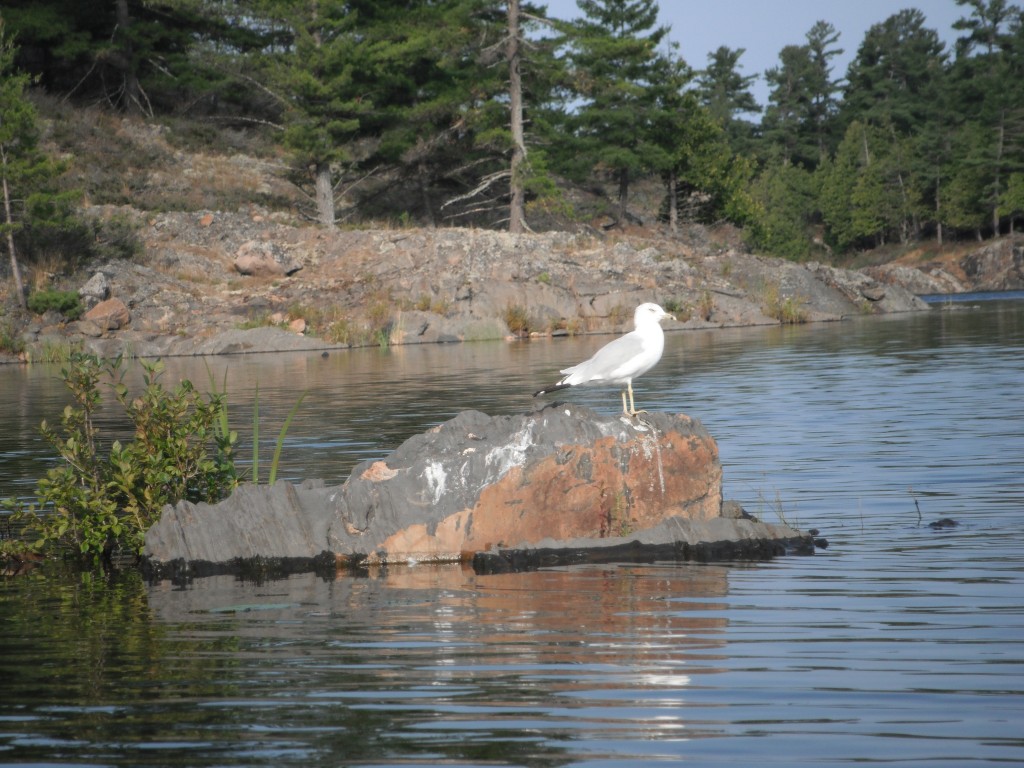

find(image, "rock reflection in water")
[145,564,730,761]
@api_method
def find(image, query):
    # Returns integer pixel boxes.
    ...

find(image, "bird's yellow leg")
[628,382,647,416]
[620,389,629,415]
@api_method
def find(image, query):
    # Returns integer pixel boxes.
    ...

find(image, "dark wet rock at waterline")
[142,406,814,580]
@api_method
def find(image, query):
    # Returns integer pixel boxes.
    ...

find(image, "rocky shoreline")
[6,101,1023,364]
[5,205,1023,365]
[865,237,1024,295]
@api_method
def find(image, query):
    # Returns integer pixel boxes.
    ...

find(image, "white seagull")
[534,302,676,415]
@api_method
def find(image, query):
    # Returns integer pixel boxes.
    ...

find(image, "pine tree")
[762,21,843,169]
[249,0,375,227]
[695,46,761,156]
[944,1,1024,236]
[653,91,754,231]
[841,10,948,135]
[3,0,254,115]
[954,0,1017,57]
[820,121,923,249]
[945,121,996,239]
[817,127,860,251]
[762,44,813,166]
[432,1,566,232]
[804,21,844,162]
[745,160,815,260]
[565,0,673,223]
[999,171,1024,232]
[0,24,76,310]
[507,0,528,233]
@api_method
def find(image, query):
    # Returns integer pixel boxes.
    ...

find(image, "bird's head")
[634,302,676,325]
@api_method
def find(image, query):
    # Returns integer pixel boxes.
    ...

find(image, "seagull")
[534,302,676,415]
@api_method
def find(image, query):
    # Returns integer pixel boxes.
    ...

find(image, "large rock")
[328,406,722,562]
[961,241,1024,291]
[864,263,966,295]
[143,406,812,579]
[78,271,111,309]
[806,262,931,313]
[187,326,330,355]
[862,237,1024,296]
[233,239,302,277]
[83,297,130,330]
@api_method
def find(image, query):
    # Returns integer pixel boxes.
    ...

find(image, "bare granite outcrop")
[865,237,1024,296]
[9,210,933,363]
[142,405,814,581]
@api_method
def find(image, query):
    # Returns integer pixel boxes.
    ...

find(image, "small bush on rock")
[2,353,238,564]
[760,281,808,324]
[26,289,83,320]
[503,304,530,335]
[88,213,143,262]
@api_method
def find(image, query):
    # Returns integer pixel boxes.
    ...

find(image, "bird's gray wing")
[562,331,645,383]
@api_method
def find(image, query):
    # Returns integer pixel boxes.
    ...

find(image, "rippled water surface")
[2,297,1023,766]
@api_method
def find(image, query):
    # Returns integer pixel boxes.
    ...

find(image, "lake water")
[2,295,1023,766]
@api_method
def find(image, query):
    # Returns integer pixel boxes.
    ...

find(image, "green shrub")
[88,213,143,262]
[236,310,274,330]
[3,354,238,563]
[18,213,141,277]
[0,317,25,355]
[27,289,84,320]
[761,282,808,324]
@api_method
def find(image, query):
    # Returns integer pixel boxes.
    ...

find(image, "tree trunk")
[993,118,1005,237]
[667,171,678,233]
[507,0,526,234]
[1,145,27,310]
[114,0,147,115]
[419,162,436,228]
[314,161,335,228]
[617,168,629,223]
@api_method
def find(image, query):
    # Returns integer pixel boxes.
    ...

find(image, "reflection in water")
[2,563,731,766]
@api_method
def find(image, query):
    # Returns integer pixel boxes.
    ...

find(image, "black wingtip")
[534,383,571,398]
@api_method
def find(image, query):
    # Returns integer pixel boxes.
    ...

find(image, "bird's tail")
[534,382,572,398]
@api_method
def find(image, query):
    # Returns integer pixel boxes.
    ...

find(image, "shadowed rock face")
[143,406,808,578]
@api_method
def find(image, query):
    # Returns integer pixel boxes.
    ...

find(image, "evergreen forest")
[2,0,1024,265]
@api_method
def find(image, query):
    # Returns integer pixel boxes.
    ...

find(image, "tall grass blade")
[268,391,307,486]
[204,363,231,447]
[252,383,260,484]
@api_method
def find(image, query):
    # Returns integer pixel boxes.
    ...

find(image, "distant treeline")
[3,0,1023,259]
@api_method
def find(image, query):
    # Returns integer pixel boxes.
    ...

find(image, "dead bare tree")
[507,0,527,234]
[0,142,27,310]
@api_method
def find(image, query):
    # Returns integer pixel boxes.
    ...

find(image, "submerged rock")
[142,406,812,580]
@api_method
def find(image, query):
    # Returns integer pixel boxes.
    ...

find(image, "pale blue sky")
[541,0,970,109]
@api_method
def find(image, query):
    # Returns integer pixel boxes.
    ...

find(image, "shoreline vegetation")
[0,353,303,571]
